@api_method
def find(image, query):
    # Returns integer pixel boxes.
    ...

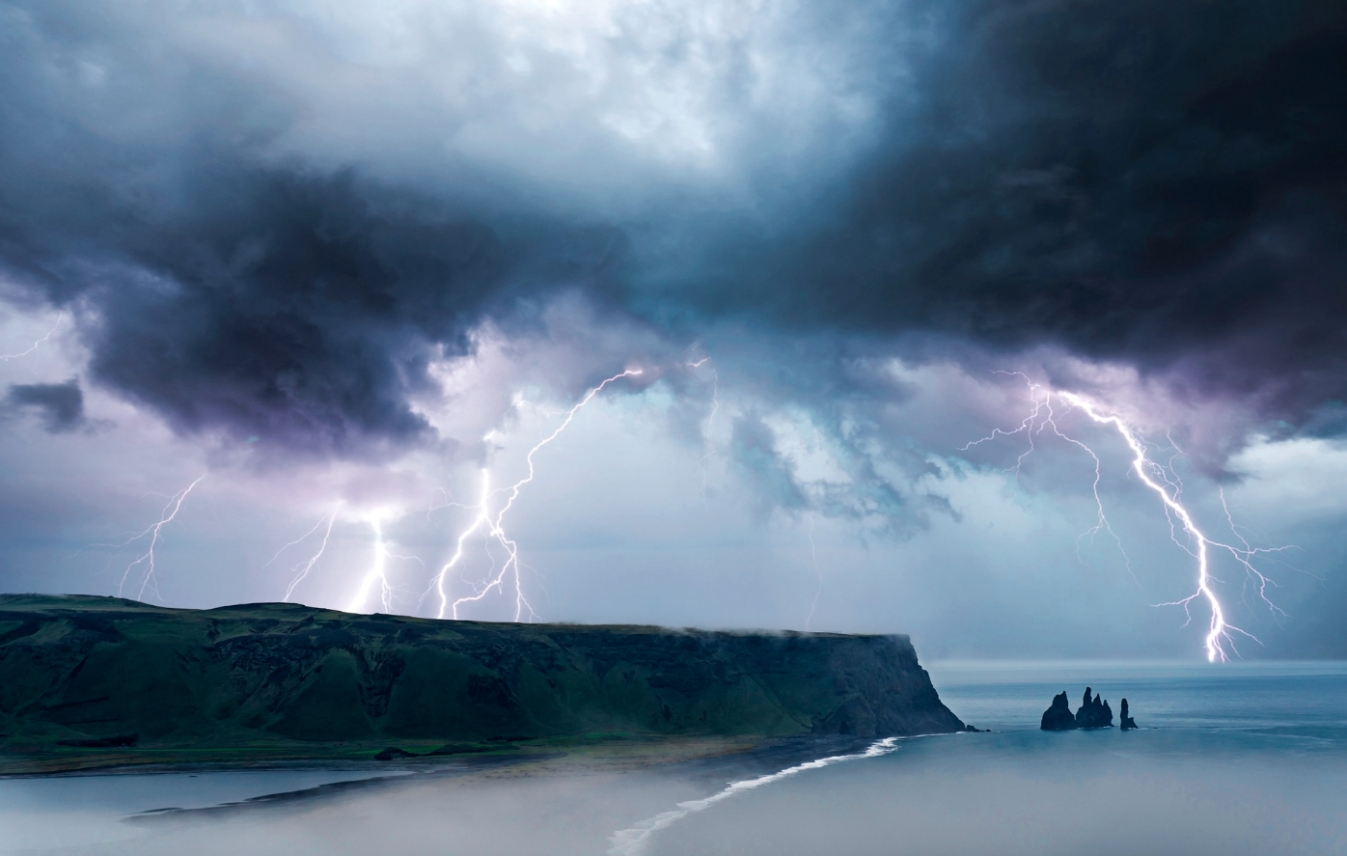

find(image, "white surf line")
[607,737,901,856]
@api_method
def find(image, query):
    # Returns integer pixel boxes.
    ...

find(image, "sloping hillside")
[0,595,964,769]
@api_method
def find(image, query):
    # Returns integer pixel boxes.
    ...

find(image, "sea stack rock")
[1040,691,1077,730]
[1120,698,1138,731]
[1075,687,1115,729]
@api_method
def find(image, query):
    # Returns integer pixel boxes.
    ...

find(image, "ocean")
[636,660,1347,855]
[3,661,1345,855]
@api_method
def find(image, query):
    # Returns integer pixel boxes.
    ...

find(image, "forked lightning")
[966,377,1287,661]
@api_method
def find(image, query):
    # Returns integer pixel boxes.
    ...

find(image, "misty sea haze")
[2,661,1344,855]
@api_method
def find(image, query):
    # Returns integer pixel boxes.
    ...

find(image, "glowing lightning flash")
[428,470,493,618]
[116,475,206,601]
[430,369,643,621]
[274,512,337,602]
[1059,391,1287,662]
[966,380,1288,662]
[346,518,394,614]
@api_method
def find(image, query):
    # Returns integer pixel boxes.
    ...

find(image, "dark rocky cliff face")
[0,595,964,752]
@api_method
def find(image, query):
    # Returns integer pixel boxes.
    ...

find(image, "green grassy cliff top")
[0,595,964,772]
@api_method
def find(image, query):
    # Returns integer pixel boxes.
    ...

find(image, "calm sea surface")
[648,661,1347,856]
[2,661,1344,855]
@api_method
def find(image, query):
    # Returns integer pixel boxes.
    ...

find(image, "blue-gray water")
[2,661,1344,855]
[649,661,1347,856]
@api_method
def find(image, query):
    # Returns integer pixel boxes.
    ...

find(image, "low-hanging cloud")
[5,378,84,432]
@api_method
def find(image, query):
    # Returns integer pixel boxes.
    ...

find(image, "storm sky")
[2,0,1345,658]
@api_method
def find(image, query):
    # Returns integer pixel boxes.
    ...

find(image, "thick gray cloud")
[3,0,1343,457]
[0,139,622,455]
[5,378,83,432]
[672,1,1347,427]
[0,1,632,455]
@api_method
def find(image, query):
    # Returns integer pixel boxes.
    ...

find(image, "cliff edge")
[0,595,964,766]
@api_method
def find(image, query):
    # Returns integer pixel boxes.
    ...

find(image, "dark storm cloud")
[0,1,631,456]
[698,334,951,531]
[682,0,1347,426]
[0,4,624,456]
[0,155,622,455]
[1,0,1345,457]
[6,378,84,432]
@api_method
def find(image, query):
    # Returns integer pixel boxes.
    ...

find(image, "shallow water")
[2,661,1344,855]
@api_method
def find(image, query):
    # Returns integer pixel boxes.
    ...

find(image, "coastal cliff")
[0,595,964,769]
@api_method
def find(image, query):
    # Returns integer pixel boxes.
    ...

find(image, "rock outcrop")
[1040,691,1077,730]
[1075,686,1114,728]
[1040,687,1125,730]
[1119,698,1138,731]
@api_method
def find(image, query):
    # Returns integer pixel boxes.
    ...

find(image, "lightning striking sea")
[2,661,1344,855]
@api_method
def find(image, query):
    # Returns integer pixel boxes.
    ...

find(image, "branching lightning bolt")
[1218,486,1291,619]
[429,369,643,621]
[426,470,492,618]
[964,375,1135,581]
[347,518,395,614]
[965,376,1290,662]
[115,475,206,601]
[271,511,337,602]
[0,313,64,361]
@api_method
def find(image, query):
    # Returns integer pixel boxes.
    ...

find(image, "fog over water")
[3,662,1344,856]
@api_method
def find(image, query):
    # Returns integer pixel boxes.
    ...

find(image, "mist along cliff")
[0,595,964,767]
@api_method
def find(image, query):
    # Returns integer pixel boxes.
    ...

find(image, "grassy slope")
[0,595,963,772]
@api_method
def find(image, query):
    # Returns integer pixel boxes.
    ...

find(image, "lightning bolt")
[429,369,642,621]
[1218,486,1287,613]
[966,377,1289,662]
[963,374,1134,580]
[428,470,492,618]
[0,313,64,361]
[272,511,337,602]
[115,475,206,601]
[347,518,394,614]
